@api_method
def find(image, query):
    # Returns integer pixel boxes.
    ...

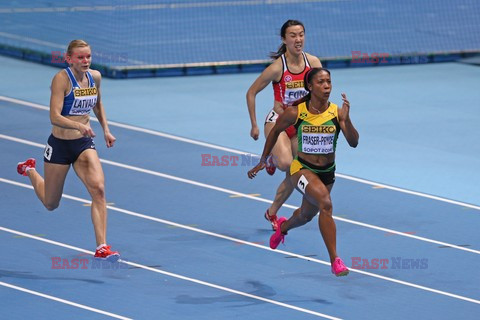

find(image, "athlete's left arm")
[338,93,359,148]
[247,107,298,179]
[305,53,322,68]
[91,70,116,148]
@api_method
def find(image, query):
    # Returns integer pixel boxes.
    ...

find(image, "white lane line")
[1,133,479,256]
[0,32,65,49]
[1,95,479,211]
[0,280,132,320]
[0,1,343,14]
[1,179,479,306]
[0,226,341,320]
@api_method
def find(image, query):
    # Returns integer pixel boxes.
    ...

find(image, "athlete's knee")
[274,157,292,172]
[299,209,315,224]
[318,198,333,216]
[304,214,315,223]
[44,201,60,211]
[89,181,106,200]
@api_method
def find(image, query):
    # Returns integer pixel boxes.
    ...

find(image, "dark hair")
[269,20,305,60]
[304,68,330,92]
[293,68,331,106]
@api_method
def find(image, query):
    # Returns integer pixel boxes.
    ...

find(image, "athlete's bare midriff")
[298,152,335,167]
[52,114,90,140]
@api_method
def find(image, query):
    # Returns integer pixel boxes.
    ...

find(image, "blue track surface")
[1,93,479,319]
[1,1,480,316]
[2,55,480,206]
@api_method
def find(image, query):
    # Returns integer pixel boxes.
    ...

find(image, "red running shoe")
[264,209,278,231]
[269,217,287,249]
[94,245,120,262]
[331,257,349,277]
[265,154,276,176]
[17,158,36,176]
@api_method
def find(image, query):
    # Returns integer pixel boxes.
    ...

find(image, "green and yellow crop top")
[294,101,340,155]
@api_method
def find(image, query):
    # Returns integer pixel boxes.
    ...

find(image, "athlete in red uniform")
[246,20,322,230]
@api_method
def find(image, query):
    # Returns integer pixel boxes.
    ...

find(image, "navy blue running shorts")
[43,134,96,164]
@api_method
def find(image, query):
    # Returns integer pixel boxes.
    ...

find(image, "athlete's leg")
[290,135,298,158]
[317,184,336,263]
[268,134,299,216]
[26,162,70,211]
[264,123,293,171]
[263,123,295,222]
[267,173,294,216]
[288,170,338,263]
[269,169,319,249]
[73,149,107,246]
[270,168,348,276]
[280,196,318,232]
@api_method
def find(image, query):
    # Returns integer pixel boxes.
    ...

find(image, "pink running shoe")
[17,158,36,176]
[265,154,276,176]
[94,245,120,262]
[264,209,278,231]
[331,257,349,277]
[269,217,287,249]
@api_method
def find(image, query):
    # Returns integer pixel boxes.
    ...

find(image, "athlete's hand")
[250,125,260,141]
[104,131,116,148]
[247,160,266,179]
[78,123,96,138]
[338,93,351,120]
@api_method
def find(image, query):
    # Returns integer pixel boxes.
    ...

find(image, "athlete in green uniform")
[248,68,359,276]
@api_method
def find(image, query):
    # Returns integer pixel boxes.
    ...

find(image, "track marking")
[0,31,64,48]
[1,133,479,256]
[2,95,479,211]
[0,1,344,14]
[0,226,342,320]
[0,281,132,319]
[83,202,114,207]
[14,233,46,238]
[1,179,479,305]
[229,193,261,198]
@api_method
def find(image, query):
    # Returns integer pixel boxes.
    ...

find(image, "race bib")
[301,125,336,154]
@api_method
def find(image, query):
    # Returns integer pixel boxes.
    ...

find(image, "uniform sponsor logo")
[73,87,97,97]
[285,80,304,89]
[284,75,292,82]
[302,125,336,134]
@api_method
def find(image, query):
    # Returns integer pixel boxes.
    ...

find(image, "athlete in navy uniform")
[17,39,120,261]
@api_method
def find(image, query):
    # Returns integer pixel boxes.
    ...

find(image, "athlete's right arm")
[49,72,94,137]
[246,61,282,140]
